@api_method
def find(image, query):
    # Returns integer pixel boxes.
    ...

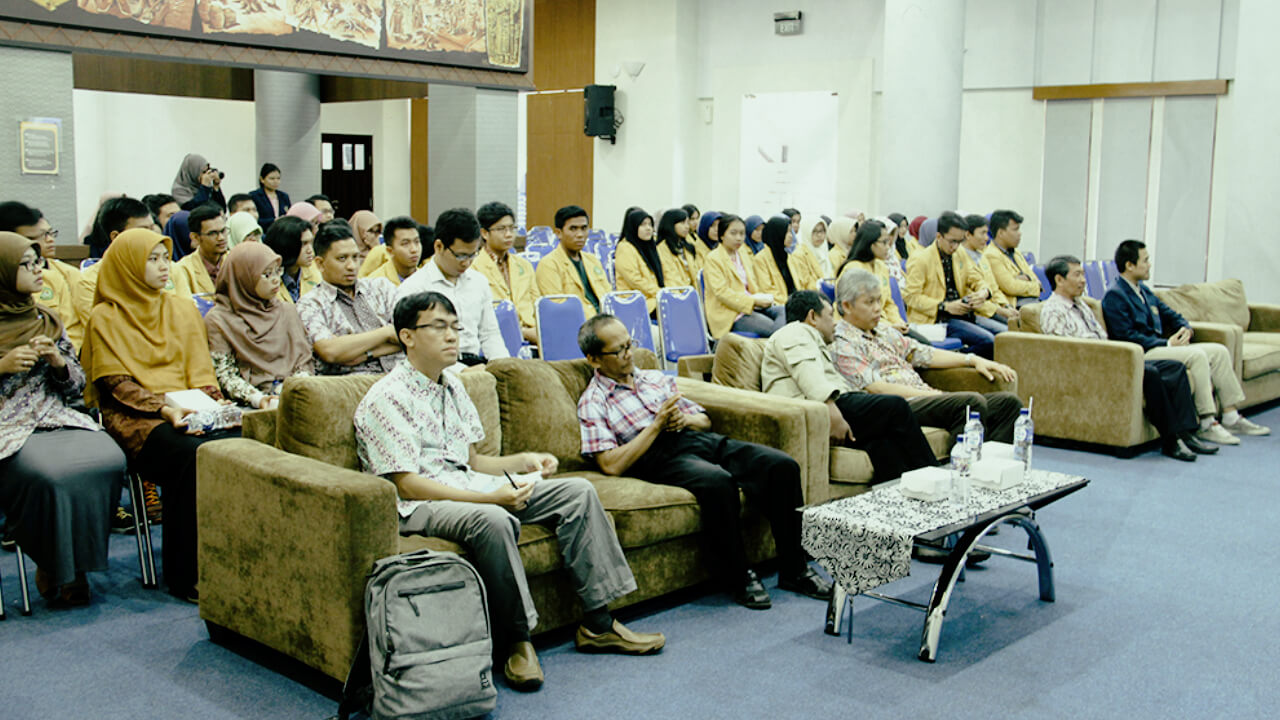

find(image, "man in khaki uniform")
[761,290,937,483]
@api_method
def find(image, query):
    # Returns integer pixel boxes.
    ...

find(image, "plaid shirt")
[578,369,704,455]
[830,320,934,391]
[297,277,402,375]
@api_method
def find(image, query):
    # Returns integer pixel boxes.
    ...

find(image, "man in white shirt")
[395,208,510,366]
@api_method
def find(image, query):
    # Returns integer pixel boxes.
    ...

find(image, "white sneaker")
[1197,421,1241,445]
[1223,416,1271,436]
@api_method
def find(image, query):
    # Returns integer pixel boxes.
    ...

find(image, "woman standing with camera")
[171,153,227,212]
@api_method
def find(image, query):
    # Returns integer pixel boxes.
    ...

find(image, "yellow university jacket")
[656,242,696,290]
[703,244,760,339]
[689,236,714,275]
[472,249,540,327]
[902,243,985,324]
[34,259,84,351]
[958,247,1009,317]
[534,245,611,319]
[358,244,390,277]
[172,252,218,297]
[839,258,907,325]
[828,244,850,275]
[752,249,810,304]
[983,242,1042,302]
[789,245,824,290]
[613,241,661,314]
[276,260,323,305]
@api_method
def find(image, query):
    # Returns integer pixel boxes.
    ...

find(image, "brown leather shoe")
[575,620,666,655]
[503,641,544,692]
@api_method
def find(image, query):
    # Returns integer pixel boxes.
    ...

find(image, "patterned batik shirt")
[577,369,705,456]
[830,320,935,392]
[354,361,488,517]
[297,277,402,375]
[1039,292,1106,340]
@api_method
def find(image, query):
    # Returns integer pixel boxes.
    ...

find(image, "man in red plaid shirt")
[576,314,832,610]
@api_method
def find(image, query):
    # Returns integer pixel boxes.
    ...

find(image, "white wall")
[956,89,1046,255]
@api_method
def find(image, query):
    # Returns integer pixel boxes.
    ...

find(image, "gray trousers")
[399,477,637,639]
[907,390,1024,443]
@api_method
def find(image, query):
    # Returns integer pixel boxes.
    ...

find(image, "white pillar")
[428,84,519,220]
[254,70,321,201]
[879,0,966,215]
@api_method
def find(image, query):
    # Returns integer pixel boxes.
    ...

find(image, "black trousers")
[834,392,939,482]
[1143,359,1198,444]
[134,424,240,595]
[907,391,1024,443]
[628,431,805,583]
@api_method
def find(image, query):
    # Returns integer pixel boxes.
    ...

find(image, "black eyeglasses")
[445,246,480,262]
[410,320,464,333]
[598,340,634,357]
[17,258,41,273]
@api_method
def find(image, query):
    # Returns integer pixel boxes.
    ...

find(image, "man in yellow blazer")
[702,213,785,339]
[364,215,424,287]
[535,205,611,319]
[1,203,86,351]
[172,203,227,296]
[73,197,163,326]
[474,201,540,344]
[982,209,1042,307]
[902,211,1004,358]
[960,214,1018,324]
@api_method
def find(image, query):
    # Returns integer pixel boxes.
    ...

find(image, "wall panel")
[526,92,592,228]
[1040,100,1093,260]
[1035,0,1095,86]
[1096,98,1153,252]
[1154,96,1217,284]
[963,0,1037,89]
[1153,0,1222,81]
[1092,0,1157,83]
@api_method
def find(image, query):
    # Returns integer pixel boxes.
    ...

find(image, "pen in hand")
[504,470,519,489]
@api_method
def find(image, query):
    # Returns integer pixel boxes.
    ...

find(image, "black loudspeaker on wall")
[584,84,617,141]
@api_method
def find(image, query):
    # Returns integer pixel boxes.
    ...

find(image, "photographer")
[171,153,227,212]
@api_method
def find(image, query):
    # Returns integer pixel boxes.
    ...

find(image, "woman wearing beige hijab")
[0,232,126,608]
[825,216,856,277]
[81,228,238,602]
[352,210,387,276]
[204,243,314,409]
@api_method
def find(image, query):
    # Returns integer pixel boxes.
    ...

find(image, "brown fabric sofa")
[1155,279,1280,409]
[995,296,1237,451]
[196,351,818,681]
[675,334,1012,501]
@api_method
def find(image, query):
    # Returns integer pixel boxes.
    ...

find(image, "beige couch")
[1155,279,1280,409]
[676,334,1014,501]
[196,351,821,681]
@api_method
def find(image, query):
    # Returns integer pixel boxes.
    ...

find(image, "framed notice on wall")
[1,0,529,72]
[19,120,59,175]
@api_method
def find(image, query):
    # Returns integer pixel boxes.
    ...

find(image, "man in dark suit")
[1101,240,1268,445]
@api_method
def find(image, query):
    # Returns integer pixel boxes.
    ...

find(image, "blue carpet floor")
[2,404,1278,719]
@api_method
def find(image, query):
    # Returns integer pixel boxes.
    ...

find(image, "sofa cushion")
[829,447,874,486]
[923,427,952,459]
[1242,341,1280,380]
[710,334,765,391]
[277,374,383,469]
[486,351,659,472]
[1156,279,1250,330]
[1245,331,1280,348]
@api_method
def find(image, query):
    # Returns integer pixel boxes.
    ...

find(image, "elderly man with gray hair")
[829,268,1024,442]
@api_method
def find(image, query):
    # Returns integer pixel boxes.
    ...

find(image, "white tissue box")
[982,441,1016,460]
[900,466,952,502]
[971,457,1024,490]
[164,389,220,411]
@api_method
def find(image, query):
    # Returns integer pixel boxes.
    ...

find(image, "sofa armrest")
[241,408,277,446]
[994,332,1147,447]
[677,378,829,504]
[1249,304,1280,333]
[196,438,400,681]
[676,354,715,381]
[919,367,1017,395]
[1190,321,1244,380]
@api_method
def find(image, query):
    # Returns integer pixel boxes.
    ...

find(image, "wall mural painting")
[5,0,527,71]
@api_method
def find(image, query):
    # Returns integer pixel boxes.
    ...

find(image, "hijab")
[285,202,322,225]
[204,243,311,389]
[888,213,910,257]
[799,217,826,252]
[908,215,927,240]
[621,209,663,287]
[350,210,381,250]
[0,233,63,355]
[843,209,863,222]
[744,215,765,254]
[919,217,938,248]
[81,229,216,406]
[827,216,856,254]
[164,210,192,261]
[171,153,208,205]
[227,212,263,248]
[761,216,797,296]
[697,211,722,250]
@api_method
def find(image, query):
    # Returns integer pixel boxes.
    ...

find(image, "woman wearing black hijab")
[752,215,801,302]
[614,208,665,315]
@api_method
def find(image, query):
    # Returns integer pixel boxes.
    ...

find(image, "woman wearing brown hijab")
[204,242,314,409]
[82,228,239,602]
[0,232,126,608]
[352,210,387,276]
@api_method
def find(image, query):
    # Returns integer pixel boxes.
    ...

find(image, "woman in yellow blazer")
[614,209,664,316]
[262,216,321,304]
[837,219,912,333]
[792,217,827,289]
[655,208,697,289]
[702,214,785,339]
[825,216,856,277]
[691,211,721,269]
[752,215,809,303]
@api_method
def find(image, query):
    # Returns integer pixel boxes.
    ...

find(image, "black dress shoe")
[1162,438,1197,462]
[1179,432,1219,455]
[733,570,771,610]
[778,567,834,601]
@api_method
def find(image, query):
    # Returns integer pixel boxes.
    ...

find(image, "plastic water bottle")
[1013,407,1034,479]
[964,411,984,461]
[950,434,971,507]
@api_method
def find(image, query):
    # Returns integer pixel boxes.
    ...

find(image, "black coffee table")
[801,469,1088,662]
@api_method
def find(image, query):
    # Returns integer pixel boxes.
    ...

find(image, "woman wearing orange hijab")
[81,228,239,602]
[204,242,314,409]
[0,232,126,607]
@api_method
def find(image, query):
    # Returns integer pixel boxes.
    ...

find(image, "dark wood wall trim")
[1033,79,1228,101]
[321,77,430,103]
[73,54,254,100]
